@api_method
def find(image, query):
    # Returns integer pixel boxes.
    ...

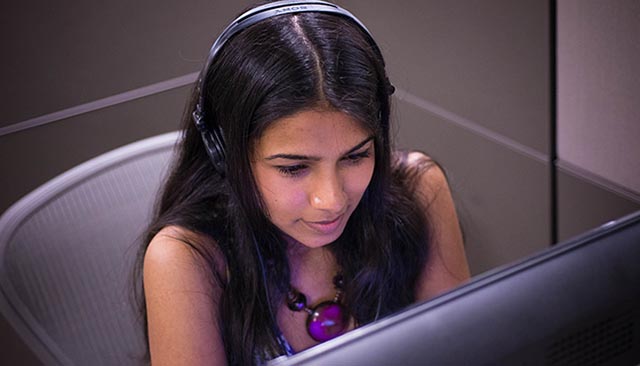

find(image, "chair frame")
[0,131,179,365]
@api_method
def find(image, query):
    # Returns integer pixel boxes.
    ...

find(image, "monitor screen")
[270,210,640,366]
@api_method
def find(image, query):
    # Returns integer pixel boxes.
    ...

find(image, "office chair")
[0,131,180,365]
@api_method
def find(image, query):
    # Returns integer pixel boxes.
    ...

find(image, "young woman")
[137,1,470,365]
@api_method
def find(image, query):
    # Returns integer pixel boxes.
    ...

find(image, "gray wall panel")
[344,0,550,154]
[395,98,550,275]
[0,85,190,214]
[557,0,640,194]
[0,0,253,127]
[558,169,640,242]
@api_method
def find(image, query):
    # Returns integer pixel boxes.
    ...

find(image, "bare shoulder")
[399,151,448,206]
[143,226,227,365]
[145,226,223,272]
[400,151,471,301]
[145,226,194,268]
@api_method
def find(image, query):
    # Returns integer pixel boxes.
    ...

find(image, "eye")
[276,164,307,177]
[343,150,371,165]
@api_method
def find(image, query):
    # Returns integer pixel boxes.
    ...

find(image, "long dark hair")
[136,4,430,365]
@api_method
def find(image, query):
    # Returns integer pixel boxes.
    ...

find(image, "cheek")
[260,179,306,220]
[345,162,376,199]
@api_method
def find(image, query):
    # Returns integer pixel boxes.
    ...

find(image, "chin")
[291,231,343,249]
[292,237,331,249]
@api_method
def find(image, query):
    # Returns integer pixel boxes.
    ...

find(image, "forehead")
[254,109,372,154]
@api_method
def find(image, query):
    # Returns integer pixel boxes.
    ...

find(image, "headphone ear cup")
[193,108,227,175]
[199,126,227,175]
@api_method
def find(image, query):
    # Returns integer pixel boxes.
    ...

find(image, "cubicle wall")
[1,0,638,364]
[556,0,640,239]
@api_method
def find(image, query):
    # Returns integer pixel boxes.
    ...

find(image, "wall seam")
[0,72,199,138]
[550,0,559,245]
[4,73,553,172]
[395,88,549,164]
[557,160,640,204]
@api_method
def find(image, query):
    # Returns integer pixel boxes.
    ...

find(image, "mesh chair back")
[0,131,179,365]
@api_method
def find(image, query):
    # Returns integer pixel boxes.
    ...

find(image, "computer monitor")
[269,210,640,365]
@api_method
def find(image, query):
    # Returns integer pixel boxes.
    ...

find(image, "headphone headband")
[202,1,373,78]
[193,0,379,175]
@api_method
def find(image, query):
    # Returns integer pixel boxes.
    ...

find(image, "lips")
[303,215,344,235]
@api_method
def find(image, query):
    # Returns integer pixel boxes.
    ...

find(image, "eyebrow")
[264,136,374,161]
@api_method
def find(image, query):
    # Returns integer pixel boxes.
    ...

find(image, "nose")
[309,170,347,213]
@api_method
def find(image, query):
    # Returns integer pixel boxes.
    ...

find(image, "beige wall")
[1,0,639,364]
[557,0,640,240]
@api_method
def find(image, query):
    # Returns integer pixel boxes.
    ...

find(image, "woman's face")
[252,109,375,249]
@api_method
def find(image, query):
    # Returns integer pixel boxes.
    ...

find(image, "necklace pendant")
[306,301,349,342]
[286,273,350,343]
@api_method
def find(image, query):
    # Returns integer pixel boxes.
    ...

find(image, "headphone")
[191,0,381,175]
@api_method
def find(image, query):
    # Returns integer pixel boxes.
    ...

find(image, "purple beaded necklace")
[286,273,350,342]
